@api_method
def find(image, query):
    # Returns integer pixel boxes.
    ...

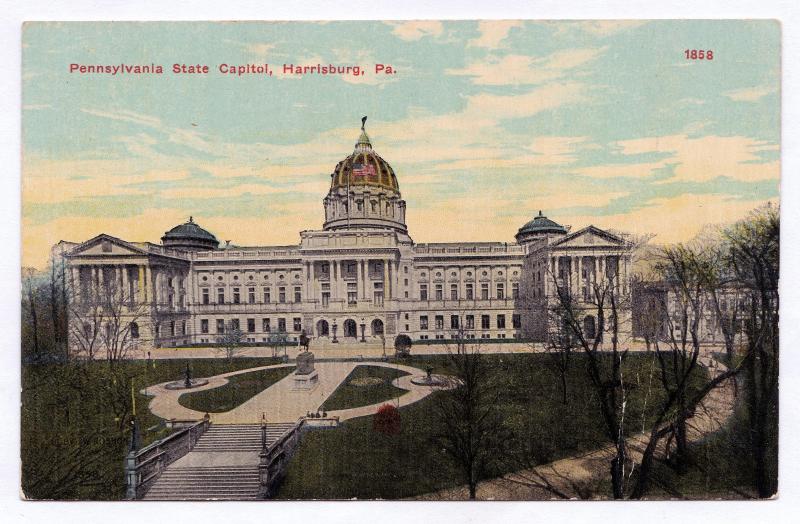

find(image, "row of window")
[201,286,302,305]
[200,317,304,335]
[418,333,518,340]
[419,282,519,301]
[418,314,521,331]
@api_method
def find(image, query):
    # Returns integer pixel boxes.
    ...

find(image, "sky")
[21,20,780,268]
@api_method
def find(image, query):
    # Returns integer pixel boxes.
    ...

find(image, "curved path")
[143,361,440,424]
[415,352,736,500]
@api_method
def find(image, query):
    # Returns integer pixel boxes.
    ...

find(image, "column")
[598,255,605,283]
[360,260,367,299]
[113,266,121,302]
[309,261,315,302]
[393,259,400,300]
[138,266,145,302]
[71,266,80,299]
[505,264,510,301]
[333,260,340,301]
[383,258,390,300]
[575,257,582,300]
[356,259,363,300]
[121,266,129,303]
[386,258,396,300]
[145,266,153,304]
[97,266,105,301]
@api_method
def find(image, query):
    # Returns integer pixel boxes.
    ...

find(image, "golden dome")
[329,119,400,193]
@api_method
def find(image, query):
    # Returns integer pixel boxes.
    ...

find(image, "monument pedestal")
[292,350,318,391]
[293,369,319,391]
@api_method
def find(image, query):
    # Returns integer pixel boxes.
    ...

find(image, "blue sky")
[22,20,780,267]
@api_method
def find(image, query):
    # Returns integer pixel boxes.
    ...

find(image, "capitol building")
[57,121,634,351]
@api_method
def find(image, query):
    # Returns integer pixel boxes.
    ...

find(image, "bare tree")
[725,204,779,498]
[629,244,749,498]
[68,271,148,364]
[22,268,41,358]
[217,321,246,361]
[547,261,634,499]
[267,331,289,359]
[431,331,511,500]
[544,296,576,405]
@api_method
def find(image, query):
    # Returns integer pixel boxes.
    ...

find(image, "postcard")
[20,20,779,501]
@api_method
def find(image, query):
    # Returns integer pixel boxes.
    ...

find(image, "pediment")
[551,226,626,248]
[68,234,148,257]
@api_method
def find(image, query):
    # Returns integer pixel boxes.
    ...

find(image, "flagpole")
[347,161,351,229]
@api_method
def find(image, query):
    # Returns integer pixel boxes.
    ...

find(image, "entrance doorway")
[371,319,384,336]
[343,319,357,338]
[316,319,329,337]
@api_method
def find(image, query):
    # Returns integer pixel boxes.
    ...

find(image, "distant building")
[57,121,634,352]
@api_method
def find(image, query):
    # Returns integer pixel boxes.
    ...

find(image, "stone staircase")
[143,422,296,500]
[191,423,295,452]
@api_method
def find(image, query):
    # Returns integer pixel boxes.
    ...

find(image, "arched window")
[130,322,140,339]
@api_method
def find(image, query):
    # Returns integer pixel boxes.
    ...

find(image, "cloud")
[574,161,671,180]
[431,136,592,171]
[613,134,779,183]
[245,43,277,56]
[547,20,647,38]
[22,158,192,204]
[80,108,162,128]
[386,21,443,41]
[468,20,523,49]
[723,84,777,102]
[465,82,588,119]
[561,194,771,245]
[405,189,628,245]
[447,48,605,86]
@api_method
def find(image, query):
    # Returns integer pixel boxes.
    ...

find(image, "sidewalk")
[143,360,441,424]
[137,341,546,362]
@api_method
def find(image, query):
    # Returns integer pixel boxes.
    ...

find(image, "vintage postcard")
[20,20,779,501]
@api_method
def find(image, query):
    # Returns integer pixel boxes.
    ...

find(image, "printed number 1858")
[685,49,714,60]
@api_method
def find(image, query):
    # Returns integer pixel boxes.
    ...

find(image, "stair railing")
[125,415,211,500]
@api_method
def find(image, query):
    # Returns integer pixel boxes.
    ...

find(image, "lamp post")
[360,317,366,343]
[331,318,338,343]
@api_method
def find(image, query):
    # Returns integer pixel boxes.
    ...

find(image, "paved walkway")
[414,352,736,500]
[133,340,565,362]
[143,361,441,424]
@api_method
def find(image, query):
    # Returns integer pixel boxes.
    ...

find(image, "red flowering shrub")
[373,404,401,435]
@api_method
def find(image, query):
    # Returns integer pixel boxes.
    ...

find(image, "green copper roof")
[518,211,567,235]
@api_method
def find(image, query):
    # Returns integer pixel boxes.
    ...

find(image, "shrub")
[394,334,412,357]
[373,404,401,435]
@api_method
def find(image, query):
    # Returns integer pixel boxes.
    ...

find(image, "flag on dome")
[351,162,376,178]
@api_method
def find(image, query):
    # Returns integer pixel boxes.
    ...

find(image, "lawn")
[21,356,282,500]
[320,365,410,412]
[276,352,708,500]
[178,365,295,413]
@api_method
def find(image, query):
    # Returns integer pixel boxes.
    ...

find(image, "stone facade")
[57,123,634,352]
